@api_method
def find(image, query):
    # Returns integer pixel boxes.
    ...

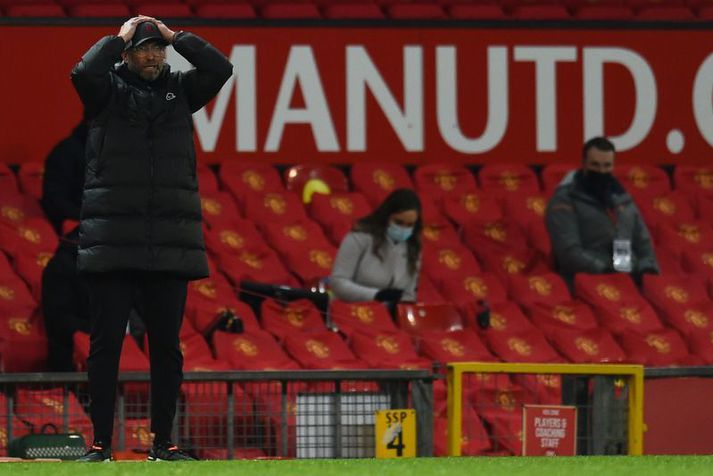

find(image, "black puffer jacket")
[71,32,232,279]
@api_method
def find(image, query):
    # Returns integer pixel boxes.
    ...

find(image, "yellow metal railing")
[446,362,644,456]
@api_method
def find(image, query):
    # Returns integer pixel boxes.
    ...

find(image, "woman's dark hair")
[353,188,422,275]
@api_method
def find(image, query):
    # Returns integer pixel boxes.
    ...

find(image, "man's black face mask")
[584,170,615,190]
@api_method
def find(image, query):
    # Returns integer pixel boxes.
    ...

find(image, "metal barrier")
[0,370,433,459]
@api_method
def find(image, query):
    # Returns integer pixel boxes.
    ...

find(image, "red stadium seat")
[349,162,413,207]
[219,162,284,208]
[420,220,461,249]
[478,248,547,283]
[486,328,561,362]
[421,243,482,285]
[508,272,571,309]
[0,316,46,372]
[655,221,713,258]
[548,327,627,363]
[329,300,397,337]
[635,191,696,229]
[0,270,37,320]
[697,5,713,18]
[641,274,713,337]
[475,301,535,334]
[473,386,533,455]
[243,191,307,228]
[386,3,447,18]
[673,165,713,195]
[574,273,664,335]
[619,328,691,366]
[462,219,530,265]
[433,272,509,313]
[262,218,332,252]
[68,3,131,16]
[200,191,242,229]
[478,164,540,197]
[213,330,301,370]
[502,193,548,228]
[413,163,478,205]
[309,192,371,245]
[528,300,599,334]
[574,4,634,19]
[283,331,364,369]
[131,3,193,16]
[614,163,671,200]
[447,3,506,19]
[260,298,326,340]
[217,249,298,288]
[418,329,494,363]
[5,3,66,16]
[262,220,336,285]
[0,217,58,258]
[510,4,571,19]
[350,330,430,369]
[204,219,266,259]
[0,194,46,228]
[323,3,385,18]
[442,191,503,227]
[396,302,464,335]
[195,3,256,17]
[261,3,322,18]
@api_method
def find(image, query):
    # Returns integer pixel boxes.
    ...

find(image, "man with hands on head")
[72,17,232,462]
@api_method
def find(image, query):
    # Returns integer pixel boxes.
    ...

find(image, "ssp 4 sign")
[375,409,416,458]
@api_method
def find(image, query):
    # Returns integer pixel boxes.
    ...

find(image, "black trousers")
[85,271,187,445]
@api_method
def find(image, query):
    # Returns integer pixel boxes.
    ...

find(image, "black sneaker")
[147,442,197,461]
[76,443,112,462]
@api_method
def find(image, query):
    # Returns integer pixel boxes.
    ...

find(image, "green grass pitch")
[2,456,713,476]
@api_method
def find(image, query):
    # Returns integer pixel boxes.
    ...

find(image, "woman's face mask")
[386,222,414,243]
[386,209,419,243]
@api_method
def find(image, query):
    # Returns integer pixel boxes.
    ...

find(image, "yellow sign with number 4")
[375,409,416,458]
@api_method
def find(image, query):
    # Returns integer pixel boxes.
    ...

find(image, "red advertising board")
[1,23,713,165]
[522,404,577,456]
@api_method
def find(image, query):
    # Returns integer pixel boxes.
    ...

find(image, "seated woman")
[330,188,422,303]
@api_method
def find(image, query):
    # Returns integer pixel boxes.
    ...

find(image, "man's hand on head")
[153,19,177,44]
[118,15,155,44]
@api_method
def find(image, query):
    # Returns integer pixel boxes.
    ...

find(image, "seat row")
[1,1,712,19]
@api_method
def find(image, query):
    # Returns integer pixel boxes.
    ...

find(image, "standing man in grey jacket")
[545,137,659,285]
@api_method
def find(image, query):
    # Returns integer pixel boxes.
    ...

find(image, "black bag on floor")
[8,423,86,460]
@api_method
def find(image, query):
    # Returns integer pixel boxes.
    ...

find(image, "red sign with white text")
[522,404,577,456]
[2,24,713,165]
